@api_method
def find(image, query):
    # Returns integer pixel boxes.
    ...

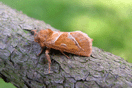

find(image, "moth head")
[33,29,53,43]
[31,30,40,43]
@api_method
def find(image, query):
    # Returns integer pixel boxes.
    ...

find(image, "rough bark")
[0,2,132,88]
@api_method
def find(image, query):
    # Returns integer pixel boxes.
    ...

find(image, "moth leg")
[37,49,43,56]
[60,51,70,59]
[45,48,51,73]
[37,46,45,56]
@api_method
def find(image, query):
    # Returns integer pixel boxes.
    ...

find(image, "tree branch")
[0,2,132,88]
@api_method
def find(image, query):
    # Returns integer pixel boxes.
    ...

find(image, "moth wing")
[46,31,93,56]
[46,32,80,52]
[70,31,93,56]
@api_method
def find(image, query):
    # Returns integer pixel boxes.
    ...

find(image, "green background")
[0,0,132,87]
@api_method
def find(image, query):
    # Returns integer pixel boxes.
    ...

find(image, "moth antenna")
[23,29,35,35]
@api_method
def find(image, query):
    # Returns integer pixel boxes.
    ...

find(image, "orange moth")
[32,29,93,73]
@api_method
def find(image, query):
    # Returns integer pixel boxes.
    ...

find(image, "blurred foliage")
[0,79,16,88]
[0,0,132,87]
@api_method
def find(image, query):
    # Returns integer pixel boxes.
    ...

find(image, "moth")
[32,29,93,73]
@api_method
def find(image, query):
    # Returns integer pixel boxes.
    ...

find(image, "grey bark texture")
[0,2,132,88]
